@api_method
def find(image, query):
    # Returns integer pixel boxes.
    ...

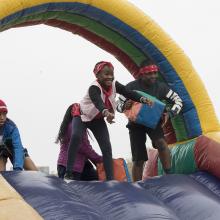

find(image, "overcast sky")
[1,0,220,172]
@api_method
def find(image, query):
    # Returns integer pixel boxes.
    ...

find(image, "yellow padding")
[205,132,220,143]
[0,175,43,220]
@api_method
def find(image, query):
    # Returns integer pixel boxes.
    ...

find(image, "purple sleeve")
[79,132,103,163]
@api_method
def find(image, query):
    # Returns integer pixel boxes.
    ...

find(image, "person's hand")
[141,97,154,107]
[106,112,115,124]
[103,110,115,124]
[124,100,133,110]
[161,112,169,128]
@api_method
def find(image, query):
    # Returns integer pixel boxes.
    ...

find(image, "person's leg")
[132,161,145,182]
[154,138,172,174]
[87,119,113,180]
[81,160,98,181]
[148,123,172,174]
[0,157,7,171]
[24,157,38,171]
[72,172,81,180]
[128,125,148,182]
[57,165,66,179]
[65,117,86,178]
[23,148,38,171]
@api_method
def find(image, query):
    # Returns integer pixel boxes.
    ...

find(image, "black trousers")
[66,116,113,180]
[58,160,98,180]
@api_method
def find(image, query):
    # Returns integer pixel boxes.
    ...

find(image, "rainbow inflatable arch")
[1,0,220,219]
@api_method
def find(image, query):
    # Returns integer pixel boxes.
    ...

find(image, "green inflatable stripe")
[171,115,188,141]
[164,102,188,142]
[158,139,197,175]
[0,11,146,65]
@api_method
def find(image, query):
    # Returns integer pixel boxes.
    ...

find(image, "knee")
[153,138,168,152]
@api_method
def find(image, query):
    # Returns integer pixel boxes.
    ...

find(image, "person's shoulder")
[5,118,16,127]
[4,118,17,132]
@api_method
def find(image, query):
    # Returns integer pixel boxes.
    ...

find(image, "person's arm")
[89,85,106,113]
[89,85,115,123]
[115,81,143,102]
[115,81,153,107]
[165,89,183,116]
[11,127,24,170]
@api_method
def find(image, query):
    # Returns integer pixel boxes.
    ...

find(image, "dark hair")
[139,59,155,68]
[55,104,73,144]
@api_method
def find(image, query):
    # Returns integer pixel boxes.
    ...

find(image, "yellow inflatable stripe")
[0,0,219,133]
[205,132,220,144]
[0,175,43,220]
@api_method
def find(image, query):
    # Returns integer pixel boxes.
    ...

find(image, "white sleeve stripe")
[171,105,182,114]
[166,90,173,98]
[171,92,178,100]
[175,101,183,107]
[166,89,183,114]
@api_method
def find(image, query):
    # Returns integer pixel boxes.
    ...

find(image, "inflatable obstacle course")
[1,0,220,219]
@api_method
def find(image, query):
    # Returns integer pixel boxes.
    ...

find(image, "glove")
[169,109,178,118]
[166,107,178,118]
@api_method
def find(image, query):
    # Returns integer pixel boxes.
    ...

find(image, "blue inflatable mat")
[2,171,220,220]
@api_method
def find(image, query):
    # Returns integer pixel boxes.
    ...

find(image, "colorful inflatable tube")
[0,0,219,140]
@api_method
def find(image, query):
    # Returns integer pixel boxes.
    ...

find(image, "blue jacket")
[2,119,24,170]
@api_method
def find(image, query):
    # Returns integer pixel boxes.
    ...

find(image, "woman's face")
[96,65,114,89]
[0,112,7,127]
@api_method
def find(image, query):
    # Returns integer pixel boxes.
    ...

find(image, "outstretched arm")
[116,81,153,110]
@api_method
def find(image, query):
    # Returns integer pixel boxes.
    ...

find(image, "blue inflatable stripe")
[123,159,132,182]
[183,109,202,138]
[0,2,201,137]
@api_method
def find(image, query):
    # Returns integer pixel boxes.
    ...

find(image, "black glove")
[166,107,178,118]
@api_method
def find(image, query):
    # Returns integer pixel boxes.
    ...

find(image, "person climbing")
[56,103,102,180]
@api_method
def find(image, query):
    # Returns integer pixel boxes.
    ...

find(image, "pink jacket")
[57,122,102,173]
